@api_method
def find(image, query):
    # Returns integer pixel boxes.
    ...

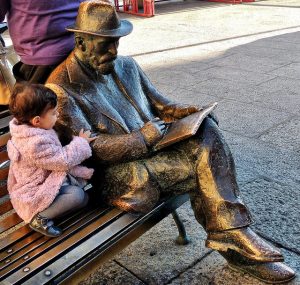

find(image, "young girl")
[7,83,96,237]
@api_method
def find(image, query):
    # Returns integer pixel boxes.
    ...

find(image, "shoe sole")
[228,263,296,284]
[29,224,61,238]
[206,240,284,262]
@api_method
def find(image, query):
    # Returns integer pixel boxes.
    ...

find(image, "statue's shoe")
[206,227,283,262]
[220,251,295,284]
[228,261,295,284]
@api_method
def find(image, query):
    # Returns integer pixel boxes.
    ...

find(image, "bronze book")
[154,102,218,150]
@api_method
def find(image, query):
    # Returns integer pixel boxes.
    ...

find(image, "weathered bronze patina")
[46,1,295,283]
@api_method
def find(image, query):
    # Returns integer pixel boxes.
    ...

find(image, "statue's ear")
[75,36,86,52]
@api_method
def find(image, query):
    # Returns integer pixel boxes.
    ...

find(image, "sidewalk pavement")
[79,0,300,284]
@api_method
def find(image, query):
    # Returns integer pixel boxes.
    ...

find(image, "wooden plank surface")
[0,198,12,215]
[0,182,8,198]
[0,212,22,234]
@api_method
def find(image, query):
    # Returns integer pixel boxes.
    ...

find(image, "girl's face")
[31,106,59,130]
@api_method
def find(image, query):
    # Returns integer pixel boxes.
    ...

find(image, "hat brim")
[66,19,133,38]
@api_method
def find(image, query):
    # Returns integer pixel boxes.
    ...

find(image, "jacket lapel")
[113,60,152,122]
[66,54,130,133]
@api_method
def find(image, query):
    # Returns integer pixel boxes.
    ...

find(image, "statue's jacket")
[47,53,176,165]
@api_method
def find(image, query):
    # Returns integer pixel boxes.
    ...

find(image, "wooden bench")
[0,112,190,285]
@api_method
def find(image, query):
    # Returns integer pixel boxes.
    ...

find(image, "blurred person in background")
[0,0,88,84]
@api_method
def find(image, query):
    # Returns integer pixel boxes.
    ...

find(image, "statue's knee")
[198,117,221,144]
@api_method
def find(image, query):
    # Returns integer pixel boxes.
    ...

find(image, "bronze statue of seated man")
[46,1,295,283]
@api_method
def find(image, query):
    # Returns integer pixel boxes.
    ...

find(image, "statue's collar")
[66,52,104,85]
[66,52,86,86]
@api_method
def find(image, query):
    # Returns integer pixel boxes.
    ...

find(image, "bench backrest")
[0,113,23,236]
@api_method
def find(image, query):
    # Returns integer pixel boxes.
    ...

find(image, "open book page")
[154,102,218,151]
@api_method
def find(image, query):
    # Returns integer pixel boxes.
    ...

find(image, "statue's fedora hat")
[66,0,133,38]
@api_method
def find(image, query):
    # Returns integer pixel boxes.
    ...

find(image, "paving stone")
[195,65,277,86]
[139,67,208,90]
[253,77,300,115]
[271,31,300,44]
[233,43,300,60]
[115,202,210,285]
[223,131,300,186]
[188,77,255,100]
[210,52,291,73]
[240,178,300,252]
[268,62,300,80]
[168,251,226,285]
[155,84,220,107]
[258,117,300,152]
[132,44,230,66]
[235,165,260,186]
[248,37,300,53]
[214,99,291,137]
[79,260,146,285]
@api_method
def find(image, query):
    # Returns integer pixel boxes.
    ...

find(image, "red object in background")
[114,0,155,17]
[114,0,255,17]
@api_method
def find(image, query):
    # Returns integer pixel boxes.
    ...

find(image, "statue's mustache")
[90,54,117,66]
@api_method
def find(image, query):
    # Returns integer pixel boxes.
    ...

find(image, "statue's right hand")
[140,118,168,147]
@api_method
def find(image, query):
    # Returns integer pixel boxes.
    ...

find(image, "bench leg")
[172,210,191,245]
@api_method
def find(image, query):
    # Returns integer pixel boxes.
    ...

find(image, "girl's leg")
[40,185,89,219]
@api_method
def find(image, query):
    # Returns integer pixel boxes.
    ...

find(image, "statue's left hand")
[163,103,201,119]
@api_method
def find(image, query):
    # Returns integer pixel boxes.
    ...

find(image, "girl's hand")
[79,129,98,143]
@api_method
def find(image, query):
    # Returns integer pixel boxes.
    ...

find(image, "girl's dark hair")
[9,83,57,124]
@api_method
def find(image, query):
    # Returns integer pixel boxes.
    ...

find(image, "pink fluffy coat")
[7,118,94,223]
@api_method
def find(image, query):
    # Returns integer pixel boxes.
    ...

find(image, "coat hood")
[9,118,56,139]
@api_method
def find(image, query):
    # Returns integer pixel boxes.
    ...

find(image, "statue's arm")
[91,131,148,164]
[46,83,152,165]
[92,119,165,164]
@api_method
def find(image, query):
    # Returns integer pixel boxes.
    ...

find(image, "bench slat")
[0,203,102,252]
[0,115,12,130]
[0,110,10,120]
[2,208,123,284]
[0,212,22,234]
[0,198,13,215]
[0,207,119,279]
[0,182,8,198]
[0,205,106,263]
[0,225,31,251]
[0,132,10,147]
[0,165,9,180]
[0,149,8,163]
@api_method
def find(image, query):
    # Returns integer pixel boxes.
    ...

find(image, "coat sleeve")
[27,135,92,171]
[46,83,149,165]
[69,165,94,179]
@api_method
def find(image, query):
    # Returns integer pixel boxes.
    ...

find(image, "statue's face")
[84,36,119,75]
